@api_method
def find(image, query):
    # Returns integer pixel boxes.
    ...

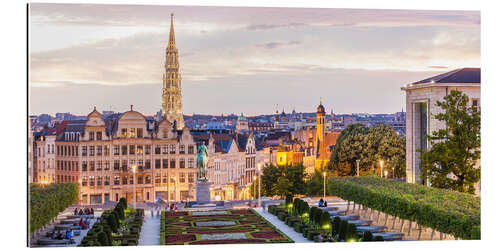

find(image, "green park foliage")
[329,176,480,239]
[421,90,481,194]
[328,123,406,178]
[29,183,79,233]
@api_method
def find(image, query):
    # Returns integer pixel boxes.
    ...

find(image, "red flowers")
[191,239,266,245]
[167,212,188,217]
[231,210,254,215]
[251,232,284,239]
[166,234,196,243]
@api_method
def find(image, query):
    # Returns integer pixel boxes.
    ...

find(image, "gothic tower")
[162,13,185,129]
[315,101,326,157]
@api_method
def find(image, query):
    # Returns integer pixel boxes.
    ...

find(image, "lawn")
[162,209,293,245]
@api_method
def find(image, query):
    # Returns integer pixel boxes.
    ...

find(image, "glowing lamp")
[215,195,221,201]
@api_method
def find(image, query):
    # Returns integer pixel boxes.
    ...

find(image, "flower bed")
[162,209,293,245]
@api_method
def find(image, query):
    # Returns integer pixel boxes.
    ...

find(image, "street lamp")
[384,170,388,178]
[78,178,82,205]
[132,164,137,209]
[323,171,326,200]
[356,159,360,177]
[173,176,177,202]
[257,162,262,207]
[379,160,384,178]
[253,176,257,200]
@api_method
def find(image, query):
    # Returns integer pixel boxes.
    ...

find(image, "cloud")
[254,40,301,49]
[246,23,308,31]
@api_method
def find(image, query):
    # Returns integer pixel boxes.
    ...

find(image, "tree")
[261,164,281,196]
[329,124,370,176]
[421,90,481,194]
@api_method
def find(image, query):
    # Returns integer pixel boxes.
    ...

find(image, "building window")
[145,145,151,155]
[82,161,87,171]
[82,146,87,156]
[82,176,88,186]
[138,159,144,170]
[104,146,110,156]
[179,159,185,168]
[121,145,127,155]
[169,145,176,154]
[97,176,102,186]
[145,159,151,169]
[121,128,127,138]
[188,158,194,168]
[472,99,480,112]
[137,176,143,184]
[155,159,161,169]
[155,145,161,154]
[89,176,95,186]
[162,145,168,154]
[89,146,95,156]
[122,176,128,185]
[96,131,102,140]
[114,176,120,185]
[113,145,119,155]
[104,160,110,170]
[170,159,176,169]
[89,132,95,141]
[163,159,168,169]
[96,161,102,171]
[179,145,185,154]
[104,176,110,185]
[137,145,143,155]
[137,128,143,138]
[179,173,186,183]
[155,174,161,184]
[97,146,102,156]
[145,175,151,184]
[122,160,128,171]
[89,161,95,171]
[162,174,168,183]
[188,173,194,183]
[129,176,134,185]
[188,145,194,154]
[128,128,135,138]
[114,160,120,171]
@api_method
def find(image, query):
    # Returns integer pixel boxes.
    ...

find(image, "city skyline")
[29,4,480,115]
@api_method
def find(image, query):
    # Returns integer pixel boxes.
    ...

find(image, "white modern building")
[401,68,480,191]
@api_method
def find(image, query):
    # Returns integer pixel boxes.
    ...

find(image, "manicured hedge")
[329,176,481,239]
[29,183,79,233]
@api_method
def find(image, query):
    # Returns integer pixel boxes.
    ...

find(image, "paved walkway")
[138,210,161,246]
[254,207,312,243]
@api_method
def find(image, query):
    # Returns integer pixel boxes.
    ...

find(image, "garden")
[79,198,144,246]
[161,209,293,245]
[329,176,481,240]
[268,196,384,242]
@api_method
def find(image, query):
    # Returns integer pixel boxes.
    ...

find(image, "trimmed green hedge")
[29,183,79,233]
[329,176,481,239]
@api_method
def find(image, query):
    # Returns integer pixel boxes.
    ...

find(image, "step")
[336,214,360,221]
[356,225,386,233]
[328,210,347,217]
[372,232,404,241]
[319,206,339,211]
[347,219,372,226]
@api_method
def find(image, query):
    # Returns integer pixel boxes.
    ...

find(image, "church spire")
[168,13,176,48]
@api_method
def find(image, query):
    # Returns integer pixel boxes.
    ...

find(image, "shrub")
[374,235,384,241]
[338,220,348,241]
[346,223,358,241]
[329,176,481,239]
[29,183,79,233]
[320,211,331,229]
[362,231,373,242]
[97,231,110,246]
[332,216,341,236]
[107,212,118,233]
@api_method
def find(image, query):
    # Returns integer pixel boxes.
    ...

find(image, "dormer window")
[137,128,143,138]
[96,131,102,140]
[121,128,127,138]
[89,132,95,141]
[128,128,136,138]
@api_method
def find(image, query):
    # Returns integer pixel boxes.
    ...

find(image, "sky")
[29,3,480,116]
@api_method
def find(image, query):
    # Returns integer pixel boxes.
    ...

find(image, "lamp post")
[132,164,137,209]
[356,159,360,177]
[78,178,82,205]
[323,171,326,200]
[379,160,384,178]
[173,176,177,202]
[257,163,261,207]
[253,176,257,200]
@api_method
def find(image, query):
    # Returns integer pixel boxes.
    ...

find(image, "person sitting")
[324,201,328,207]
[84,218,90,226]
[318,198,324,207]
[65,230,72,240]
[78,209,83,215]
[49,231,56,239]
[90,208,94,215]
[79,219,87,230]
[74,208,78,215]
[56,231,64,240]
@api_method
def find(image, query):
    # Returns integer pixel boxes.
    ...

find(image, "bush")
[29,183,79,233]
[320,211,331,229]
[346,223,358,240]
[97,231,110,246]
[329,176,481,239]
[332,216,341,236]
[338,220,348,241]
[362,231,373,242]
[374,235,384,241]
[107,212,118,233]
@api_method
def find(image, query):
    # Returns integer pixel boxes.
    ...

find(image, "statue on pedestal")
[197,143,209,181]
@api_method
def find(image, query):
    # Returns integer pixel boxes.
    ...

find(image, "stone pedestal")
[196,180,212,204]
